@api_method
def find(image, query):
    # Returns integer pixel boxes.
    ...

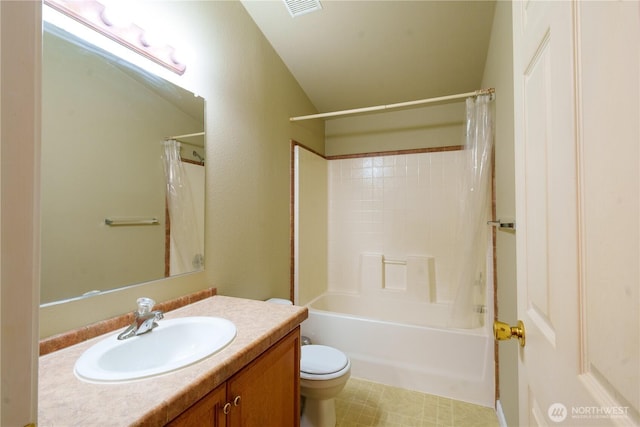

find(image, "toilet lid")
[301,345,349,375]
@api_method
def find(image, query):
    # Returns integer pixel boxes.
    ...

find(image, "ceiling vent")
[283,0,322,18]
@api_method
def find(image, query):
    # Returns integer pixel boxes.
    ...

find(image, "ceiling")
[240,0,496,115]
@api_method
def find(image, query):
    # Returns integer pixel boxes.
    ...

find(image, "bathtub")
[300,292,495,407]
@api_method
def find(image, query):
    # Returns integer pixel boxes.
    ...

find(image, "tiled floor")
[335,377,499,427]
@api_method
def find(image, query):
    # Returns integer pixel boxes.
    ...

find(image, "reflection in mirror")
[41,22,205,305]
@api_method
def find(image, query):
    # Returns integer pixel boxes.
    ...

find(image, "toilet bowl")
[300,345,351,427]
[265,298,350,427]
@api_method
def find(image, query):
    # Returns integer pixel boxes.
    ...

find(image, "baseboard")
[496,400,508,427]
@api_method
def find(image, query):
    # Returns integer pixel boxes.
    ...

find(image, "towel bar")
[105,218,159,226]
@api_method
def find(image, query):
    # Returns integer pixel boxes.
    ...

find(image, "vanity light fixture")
[44,0,186,75]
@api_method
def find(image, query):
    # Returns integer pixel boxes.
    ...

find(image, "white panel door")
[513,1,639,425]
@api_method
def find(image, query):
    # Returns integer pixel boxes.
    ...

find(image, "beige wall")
[201,2,325,301]
[294,146,328,305]
[480,1,517,424]
[325,102,465,156]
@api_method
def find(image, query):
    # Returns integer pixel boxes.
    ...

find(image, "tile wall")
[327,150,467,302]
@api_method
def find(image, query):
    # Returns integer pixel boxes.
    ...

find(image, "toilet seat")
[301,345,350,380]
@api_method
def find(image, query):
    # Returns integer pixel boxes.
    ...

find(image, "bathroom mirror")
[40,22,205,304]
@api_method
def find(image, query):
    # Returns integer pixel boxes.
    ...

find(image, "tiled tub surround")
[327,149,480,303]
[39,295,308,426]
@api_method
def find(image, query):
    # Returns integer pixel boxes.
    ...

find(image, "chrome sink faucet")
[117,297,164,340]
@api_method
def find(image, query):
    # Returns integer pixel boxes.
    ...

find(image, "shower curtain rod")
[289,88,495,122]
[166,131,205,139]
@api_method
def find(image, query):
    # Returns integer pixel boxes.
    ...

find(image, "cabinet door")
[167,383,227,427]
[227,328,300,427]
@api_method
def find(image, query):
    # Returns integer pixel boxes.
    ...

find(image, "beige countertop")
[38,295,308,426]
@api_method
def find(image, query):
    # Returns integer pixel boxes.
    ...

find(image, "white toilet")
[265,298,351,427]
[300,344,351,427]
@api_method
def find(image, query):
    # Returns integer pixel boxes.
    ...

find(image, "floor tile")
[335,377,499,427]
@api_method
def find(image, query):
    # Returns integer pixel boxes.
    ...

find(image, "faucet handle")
[136,297,155,315]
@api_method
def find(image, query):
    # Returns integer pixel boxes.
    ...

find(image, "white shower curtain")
[162,139,203,275]
[449,94,494,329]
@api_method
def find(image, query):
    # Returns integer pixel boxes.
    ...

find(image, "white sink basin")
[74,316,236,383]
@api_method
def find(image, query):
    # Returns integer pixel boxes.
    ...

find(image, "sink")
[74,316,236,383]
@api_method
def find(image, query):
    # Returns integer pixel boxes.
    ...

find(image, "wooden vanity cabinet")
[167,327,301,427]
[166,383,227,427]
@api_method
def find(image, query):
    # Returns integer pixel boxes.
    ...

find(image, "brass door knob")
[493,320,526,347]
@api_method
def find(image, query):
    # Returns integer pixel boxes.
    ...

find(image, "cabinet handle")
[233,395,241,406]
[223,402,232,415]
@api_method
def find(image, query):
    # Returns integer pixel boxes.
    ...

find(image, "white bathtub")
[300,292,495,407]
